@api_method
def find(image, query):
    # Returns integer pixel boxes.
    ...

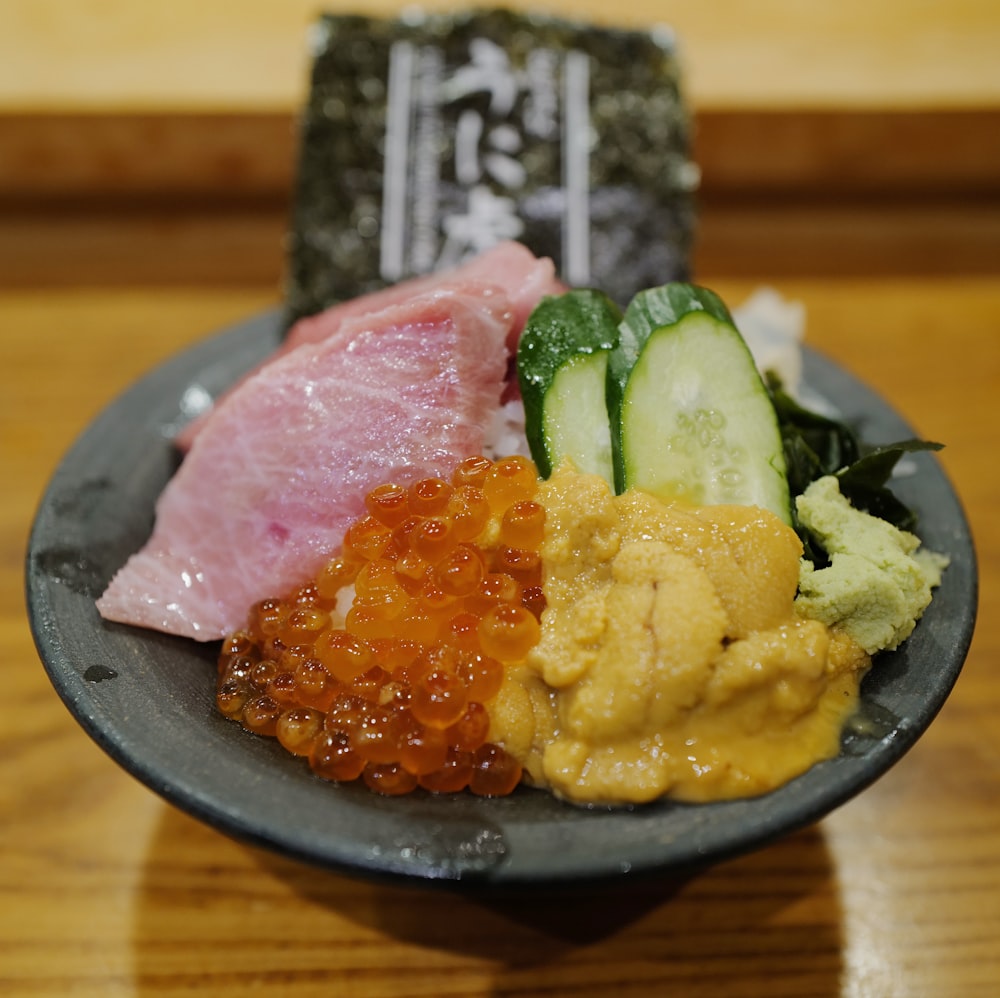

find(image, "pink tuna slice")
[174,241,563,451]
[97,286,512,640]
[285,240,563,356]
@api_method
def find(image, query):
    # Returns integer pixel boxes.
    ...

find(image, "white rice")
[732,286,806,397]
[483,398,530,458]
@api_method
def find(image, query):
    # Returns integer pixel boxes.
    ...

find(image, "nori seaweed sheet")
[285,8,696,323]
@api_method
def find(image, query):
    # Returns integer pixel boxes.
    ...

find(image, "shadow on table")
[130,803,844,996]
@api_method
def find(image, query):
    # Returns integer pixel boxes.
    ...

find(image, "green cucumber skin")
[517,290,621,479]
[610,284,792,524]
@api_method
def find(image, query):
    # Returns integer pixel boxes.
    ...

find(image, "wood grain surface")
[2,0,1000,208]
[3,2,1000,995]
[4,0,998,110]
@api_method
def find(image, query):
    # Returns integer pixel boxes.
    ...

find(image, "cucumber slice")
[609,283,791,523]
[517,290,621,482]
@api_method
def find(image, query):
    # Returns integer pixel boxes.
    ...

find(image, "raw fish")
[287,240,563,356]
[97,287,511,640]
[176,242,562,451]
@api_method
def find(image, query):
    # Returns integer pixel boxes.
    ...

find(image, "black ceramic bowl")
[26,309,977,888]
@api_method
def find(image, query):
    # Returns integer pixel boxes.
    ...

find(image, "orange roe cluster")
[215,454,544,797]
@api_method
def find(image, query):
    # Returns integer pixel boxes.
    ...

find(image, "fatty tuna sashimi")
[97,288,512,641]
[175,242,563,452]
[286,240,564,356]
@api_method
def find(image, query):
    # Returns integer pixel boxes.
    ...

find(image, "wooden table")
[3,3,1000,996]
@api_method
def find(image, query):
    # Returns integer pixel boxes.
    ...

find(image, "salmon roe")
[216,455,546,798]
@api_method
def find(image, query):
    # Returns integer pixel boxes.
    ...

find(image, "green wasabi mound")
[794,476,949,654]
